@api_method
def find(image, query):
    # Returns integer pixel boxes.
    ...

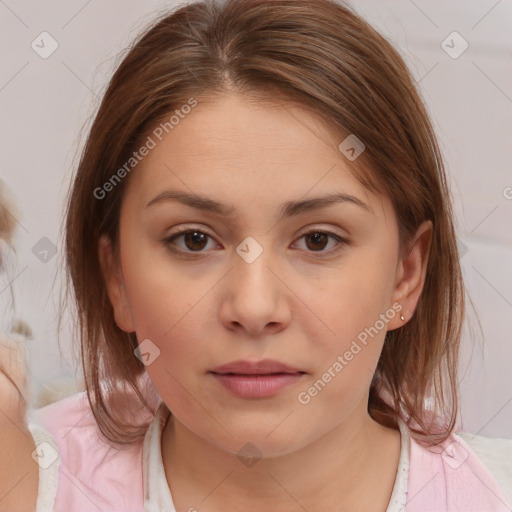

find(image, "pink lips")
[209,359,306,398]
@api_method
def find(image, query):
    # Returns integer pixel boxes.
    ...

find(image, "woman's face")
[100,93,424,457]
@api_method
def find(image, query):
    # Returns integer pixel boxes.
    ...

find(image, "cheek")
[313,250,396,343]
[296,278,391,420]
[129,276,209,420]
[122,239,201,335]
[120,246,212,393]
[299,247,397,402]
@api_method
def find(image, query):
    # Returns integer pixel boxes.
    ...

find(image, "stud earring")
[400,314,405,321]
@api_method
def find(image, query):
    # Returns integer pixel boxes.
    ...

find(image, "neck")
[160,402,401,512]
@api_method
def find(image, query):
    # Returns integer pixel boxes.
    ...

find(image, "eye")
[161,227,348,257]
[293,229,347,254]
[162,228,219,255]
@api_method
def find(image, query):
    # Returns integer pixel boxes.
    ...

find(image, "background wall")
[1,0,511,437]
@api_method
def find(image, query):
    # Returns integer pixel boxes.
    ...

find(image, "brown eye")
[183,231,208,251]
[163,229,217,255]
[305,232,329,251]
[294,230,347,254]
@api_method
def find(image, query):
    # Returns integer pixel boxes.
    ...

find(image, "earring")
[400,314,405,321]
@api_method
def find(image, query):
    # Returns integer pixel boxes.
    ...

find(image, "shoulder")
[27,391,153,512]
[456,430,512,505]
[28,390,94,436]
[28,391,109,473]
[406,426,512,511]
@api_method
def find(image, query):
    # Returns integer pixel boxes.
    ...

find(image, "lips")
[209,359,306,398]
[209,359,305,376]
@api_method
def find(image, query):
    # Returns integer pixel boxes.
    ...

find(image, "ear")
[388,220,433,330]
[98,234,136,333]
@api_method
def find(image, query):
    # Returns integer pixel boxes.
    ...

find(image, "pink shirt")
[28,390,511,511]
[29,391,150,511]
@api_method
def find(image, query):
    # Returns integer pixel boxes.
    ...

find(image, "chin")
[199,423,311,461]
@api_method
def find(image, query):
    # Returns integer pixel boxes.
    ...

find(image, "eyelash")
[161,226,348,258]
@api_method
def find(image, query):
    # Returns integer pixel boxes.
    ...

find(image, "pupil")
[182,232,328,252]
[185,231,207,250]
[307,233,327,251]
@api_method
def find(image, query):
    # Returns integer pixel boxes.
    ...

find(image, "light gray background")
[1,0,511,437]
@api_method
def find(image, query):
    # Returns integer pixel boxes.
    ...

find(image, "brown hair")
[62,0,464,447]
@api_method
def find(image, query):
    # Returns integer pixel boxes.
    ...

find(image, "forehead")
[123,93,386,216]
[171,94,341,159]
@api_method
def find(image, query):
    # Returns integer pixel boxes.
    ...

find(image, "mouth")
[208,359,306,398]
[209,359,306,376]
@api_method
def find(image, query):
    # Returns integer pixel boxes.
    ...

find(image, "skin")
[100,93,432,512]
[0,336,39,512]
[1,208,38,511]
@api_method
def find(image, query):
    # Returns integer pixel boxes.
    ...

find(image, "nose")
[218,244,291,337]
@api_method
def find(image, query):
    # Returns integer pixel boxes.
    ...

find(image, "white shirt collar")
[142,402,410,512]
[143,401,175,512]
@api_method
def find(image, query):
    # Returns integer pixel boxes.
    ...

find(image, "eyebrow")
[144,190,372,219]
